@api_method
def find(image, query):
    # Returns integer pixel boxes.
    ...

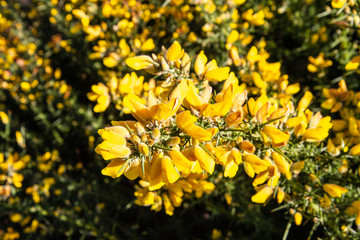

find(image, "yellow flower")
[243,154,271,174]
[323,183,348,198]
[123,93,181,124]
[350,143,360,155]
[225,110,244,127]
[103,54,118,68]
[117,72,144,96]
[307,53,332,72]
[345,55,360,71]
[87,83,111,112]
[176,111,218,142]
[15,131,25,148]
[200,100,233,118]
[286,111,307,136]
[96,128,130,160]
[194,51,230,81]
[263,125,290,148]
[246,46,261,63]
[0,111,9,124]
[277,188,285,203]
[303,114,332,142]
[331,0,347,8]
[294,212,302,226]
[239,140,256,153]
[345,201,360,227]
[162,193,175,216]
[72,9,89,27]
[212,229,222,239]
[10,213,22,223]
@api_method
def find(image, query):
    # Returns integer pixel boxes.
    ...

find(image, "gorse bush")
[1,0,360,239]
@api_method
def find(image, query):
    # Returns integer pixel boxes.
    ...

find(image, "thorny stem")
[152,145,172,151]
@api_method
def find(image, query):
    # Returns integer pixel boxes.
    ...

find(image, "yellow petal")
[200,100,232,117]
[272,151,291,180]
[169,79,190,102]
[239,140,256,153]
[225,110,244,127]
[176,110,197,130]
[100,130,126,145]
[124,159,141,180]
[321,98,336,110]
[269,107,289,121]
[224,160,238,178]
[303,128,329,142]
[253,170,269,186]
[186,125,213,142]
[104,126,130,139]
[169,150,192,174]
[285,83,300,95]
[252,72,267,89]
[298,91,313,112]
[96,142,131,160]
[101,159,127,178]
[141,38,155,51]
[256,101,269,123]
[350,143,360,156]
[244,154,270,173]
[230,148,242,164]
[331,0,347,8]
[205,67,230,82]
[126,55,154,70]
[251,186,273,203]
[149,155,164,190]
[166,41,183,62]
[195,51,207,75]
[123,94,151,123]
[243,161,255,178]
[263,125,290,147]
[194,146,215,174]
[277,188,285,203]
[161,156,180,184]
[150,98,180,122]
[162,193,175,216]
[246,46,260,62]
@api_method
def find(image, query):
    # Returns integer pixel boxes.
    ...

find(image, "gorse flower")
[95,41,334,216]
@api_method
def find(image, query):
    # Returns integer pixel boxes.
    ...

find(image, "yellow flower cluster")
[321,80,360,156]
[96,41,335,214]
[0,153,30,195]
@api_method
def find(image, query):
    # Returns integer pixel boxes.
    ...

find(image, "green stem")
[199,143,216,159]
[152,145,172,151]
[282,219,292,240]
[307,221,319,240]
[259,116,286,128]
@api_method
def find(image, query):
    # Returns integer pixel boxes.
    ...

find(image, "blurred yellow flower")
[323,183,348,198]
